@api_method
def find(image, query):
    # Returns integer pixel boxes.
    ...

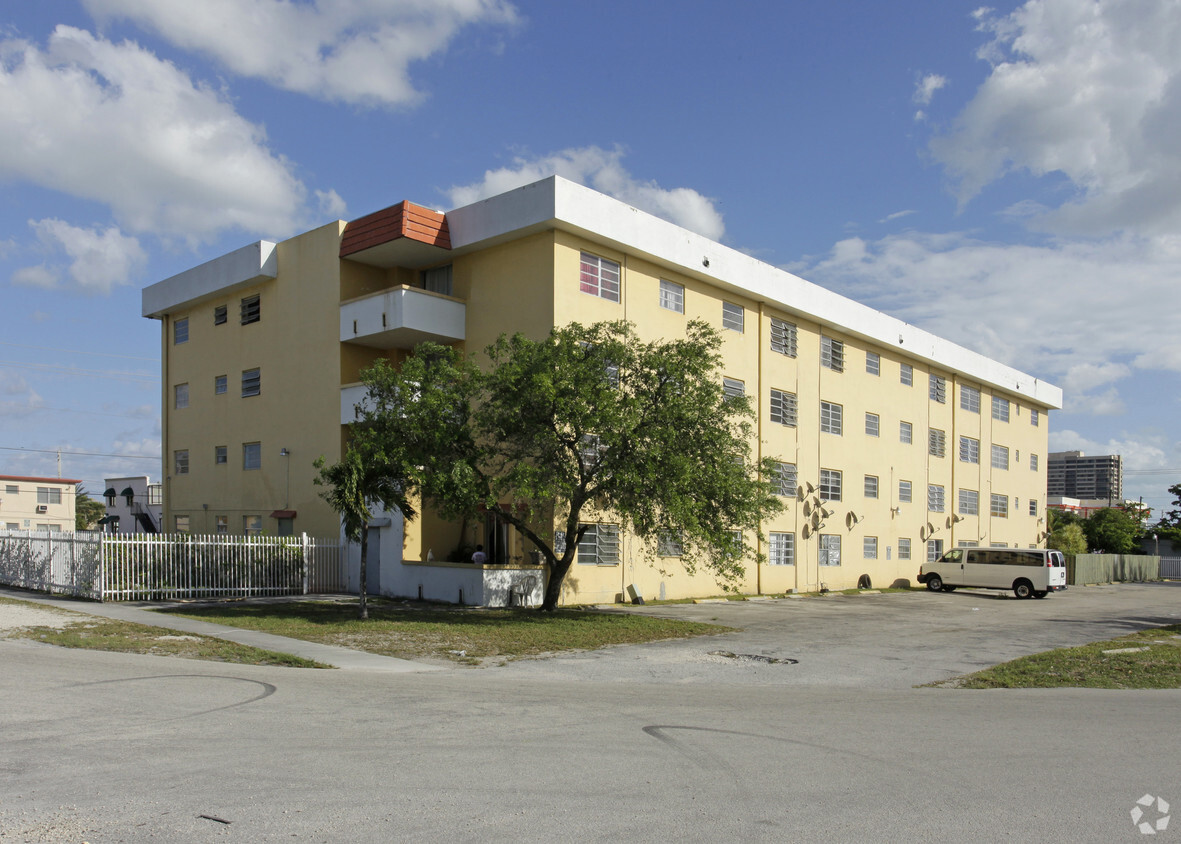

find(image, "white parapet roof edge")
[142,241,277,319]
[446,176,1063,409]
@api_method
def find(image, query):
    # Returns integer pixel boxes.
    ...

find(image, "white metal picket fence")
[1161,557,1181,579]
[0,530,344,601]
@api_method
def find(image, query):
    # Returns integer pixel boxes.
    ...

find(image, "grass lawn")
[937,624,1181,689]
[161,599,731,664]
[0,596,328,668]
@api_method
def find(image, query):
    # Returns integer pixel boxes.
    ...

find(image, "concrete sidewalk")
[0,588,444,673]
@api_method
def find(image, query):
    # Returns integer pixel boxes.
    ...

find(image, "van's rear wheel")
[926,574,943,592]
[1033,590,1048,599]
[1013,580,1033,599]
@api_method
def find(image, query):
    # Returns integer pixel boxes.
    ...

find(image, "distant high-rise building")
[1047,451,1122,502]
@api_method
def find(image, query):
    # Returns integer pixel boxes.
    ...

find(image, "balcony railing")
[340,286,464,350]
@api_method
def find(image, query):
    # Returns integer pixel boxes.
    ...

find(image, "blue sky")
[1,0,1178,518]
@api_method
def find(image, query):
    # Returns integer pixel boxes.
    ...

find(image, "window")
[865,412,879,437]
[579,252,621,302]
[5,523,19,531]
[216,515,228,535]
[900,421,913,444]
[174,450,189,475]
[215,375,227,395]
[5,484,17,495]
[928,484,946,512]
[900,363,913,386]
[959,541,979,548]
[960,385,980,413]
[990,542,1008,548]
[240,294,260,325]
[959,436,979,464]
[928,428,946,458]
[722,301,744,332]
[175,515,190,532]
[864,475,878,498]
[929,374,947,403]
[723,377,745,399]
[422,264,453,295]
[174,318,189,344]
[898,538,912,560]
[863,537,878,559]
[658,531,684,557]
[773,462,798,497]
[958,489,979,516]
[215,445,227,465]
[214,305,227,325]
[770,389,798,426]
[865,352,880,376]
[992,396,1010,422]
[659,279,684,313]
[769,532,795,566]
[578,434,606,467]
[991,444,1010,470]
[1030,453,1039,471]
[36,487,62,505]
[819,534,841,566]
[820,337,844,372]
[1031,408,1040,427]
[244,515,262,536]
[819,468,842,501]
[927,539,944,563]
[578,523,620,565]
[1029,499,1038,517]
[242,368,261,397]
[174,383,189,409]
[898,480,912,503]
[770,318,797,357]
[820,401,842,435]
[990,493,1008,518]
[243,442,261,470]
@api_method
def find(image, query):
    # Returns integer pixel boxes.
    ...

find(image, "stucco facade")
[144,176,1062,603]
[0,475,80,533]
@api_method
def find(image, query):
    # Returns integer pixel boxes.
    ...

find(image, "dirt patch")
[0,601,87,633]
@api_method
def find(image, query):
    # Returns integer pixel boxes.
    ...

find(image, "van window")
[939,549,963,564]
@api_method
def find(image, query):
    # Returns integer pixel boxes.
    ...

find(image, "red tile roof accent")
[0,475,83,485]
[340,201,451,257]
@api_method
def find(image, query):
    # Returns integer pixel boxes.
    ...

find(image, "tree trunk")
[540,553,574,611]
[358,528,369,620]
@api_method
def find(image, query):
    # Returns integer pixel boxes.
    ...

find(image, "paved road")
[2,584,1179,842]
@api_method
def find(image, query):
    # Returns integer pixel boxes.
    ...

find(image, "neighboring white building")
[100,476,162,534]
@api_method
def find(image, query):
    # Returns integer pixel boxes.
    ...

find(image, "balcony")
[340,383,371,425]
[340,286,465,350]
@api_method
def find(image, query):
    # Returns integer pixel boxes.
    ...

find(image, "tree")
[314,444,413,620]
[356,320,784,611]
[1047,522,1086,555]
[75,485,106,531]
[1082,507,1141,554]
[1151,483,1181,542]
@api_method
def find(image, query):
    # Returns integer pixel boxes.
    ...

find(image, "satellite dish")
[926,521,936,536]
[802,524,811,539]
[805,482,816,495]
[811,511,822,529]
[803,501,813,517]
[945,516,953,529]
[919,526,928,541]
[797,485,807,502]
[846,512,859,529]
[821,507,835,520]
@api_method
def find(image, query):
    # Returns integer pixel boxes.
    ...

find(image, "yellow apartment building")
[143,176,1062,604]
[1,475,81,533]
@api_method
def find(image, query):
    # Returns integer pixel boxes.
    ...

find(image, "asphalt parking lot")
[495,581,1181,688]
[3,582,1180,842]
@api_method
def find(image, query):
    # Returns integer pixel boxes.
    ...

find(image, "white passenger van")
[918,548,1067,599]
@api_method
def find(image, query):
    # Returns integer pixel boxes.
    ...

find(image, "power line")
[0,360,157,383]
[0,341,158,363]
[0,446,160,461]
[0,402,158,422]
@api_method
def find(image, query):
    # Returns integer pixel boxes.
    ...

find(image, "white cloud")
[0,26,310,242]
[27,218,146,294]
[913,72,947,105]
[930,0,1181,236]
[1050,429,1168,472]
[0,372,44,416]
[879,209,917,224]
[316,189,349,220]
[798,230,1181,388]
[448,147,726,240]
[10,265,58,289]
[84,0,519,107]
